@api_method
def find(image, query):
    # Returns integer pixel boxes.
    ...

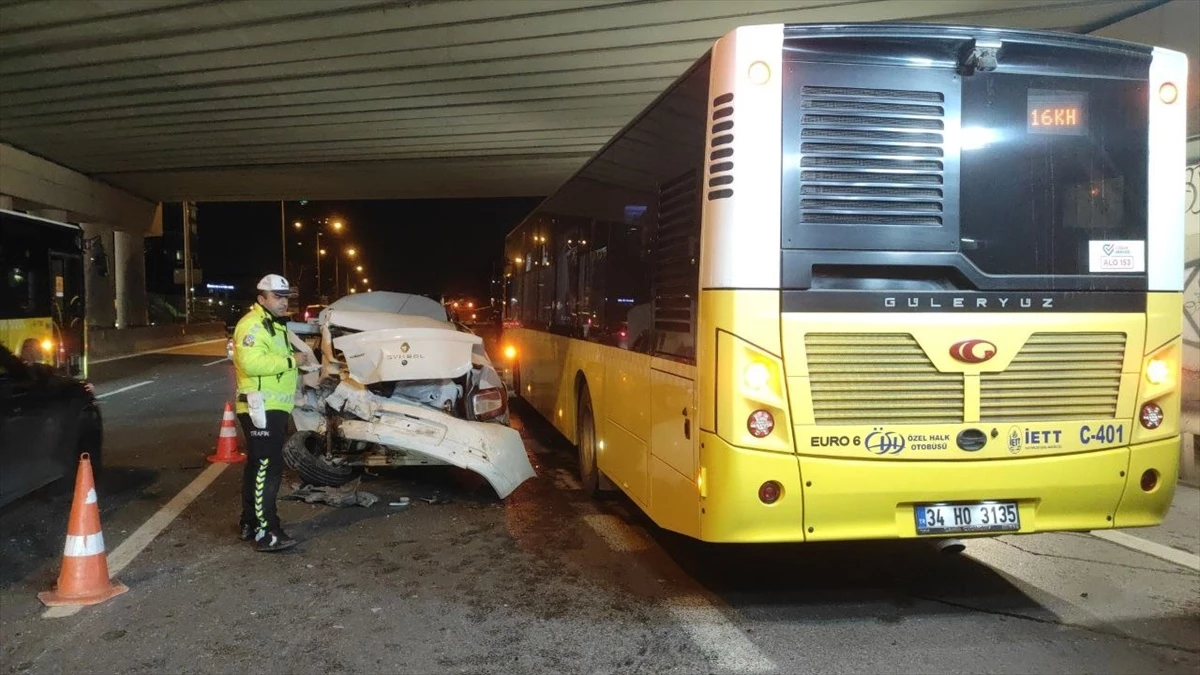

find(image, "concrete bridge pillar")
[114,229,148,328]
[80,223,118,328]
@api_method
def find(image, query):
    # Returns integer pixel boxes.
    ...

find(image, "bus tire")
[282,430,356,487]
[511,361,523,400]
[576,384,601,496]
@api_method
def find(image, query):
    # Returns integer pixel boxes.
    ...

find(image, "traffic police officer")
[232,274,309,552]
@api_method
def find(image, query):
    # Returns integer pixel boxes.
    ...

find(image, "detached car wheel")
[282,430,356,487]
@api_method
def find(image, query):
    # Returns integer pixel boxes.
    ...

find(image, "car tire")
[77,403,103,474]
[282,430,356,487]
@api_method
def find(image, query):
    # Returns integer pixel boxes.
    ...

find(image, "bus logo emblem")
[949,339,996,364]
[1007,426,1023,454]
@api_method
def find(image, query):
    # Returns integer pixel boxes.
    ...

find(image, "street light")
[314,219,348,301]
[356,265,363,273]
[335,245,358,297]
[294,221,302,229]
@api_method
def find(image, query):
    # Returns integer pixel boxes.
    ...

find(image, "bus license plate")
[914,502,1020,535]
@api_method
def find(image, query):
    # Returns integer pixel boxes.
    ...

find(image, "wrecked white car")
[284,292,534,499]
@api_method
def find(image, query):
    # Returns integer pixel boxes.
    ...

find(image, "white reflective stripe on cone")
[64,533,106,557]
[219,426,238,437]
[223,411,236,421]
[85,488,97,504]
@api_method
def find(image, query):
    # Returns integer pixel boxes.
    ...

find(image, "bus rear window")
[958,74,1148,277]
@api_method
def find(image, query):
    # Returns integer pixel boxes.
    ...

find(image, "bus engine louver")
[707,92,734,201]
[798,86,945,227]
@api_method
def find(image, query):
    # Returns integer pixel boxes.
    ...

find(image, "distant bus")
[501,23,1188,543]
[0,209,87,377]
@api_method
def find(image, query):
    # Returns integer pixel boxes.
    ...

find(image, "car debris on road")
[283,478,380,508]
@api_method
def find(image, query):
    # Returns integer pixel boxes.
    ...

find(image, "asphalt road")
[1,342,1197,674]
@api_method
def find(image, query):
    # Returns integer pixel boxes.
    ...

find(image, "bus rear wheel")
[511,361,523,400]
[576,385,601,496]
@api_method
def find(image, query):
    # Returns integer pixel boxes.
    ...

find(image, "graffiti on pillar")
[83,235,108,277]
[1184,162,1199,352]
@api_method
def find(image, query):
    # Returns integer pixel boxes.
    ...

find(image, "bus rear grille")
[798,86,945,227]
[980,333,1126,421]
[805,333,962,424]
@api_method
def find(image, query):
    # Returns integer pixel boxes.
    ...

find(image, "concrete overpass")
[1,0,1198,328]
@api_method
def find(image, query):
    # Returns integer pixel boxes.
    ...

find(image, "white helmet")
[256,274,296,297]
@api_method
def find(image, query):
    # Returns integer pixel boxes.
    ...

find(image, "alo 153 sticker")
[1089,240,1145,273]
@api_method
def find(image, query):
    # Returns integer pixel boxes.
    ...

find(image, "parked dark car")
[0,344,103,507]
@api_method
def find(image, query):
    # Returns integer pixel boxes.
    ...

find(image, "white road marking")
[573,493,773,673]
[664,595,777,674]
[43,462,230,619]
[90,338,226,365]
[95,381,152,399]
[582,514,652,552]
[1091,529,1200,572]
[202,357,229,367]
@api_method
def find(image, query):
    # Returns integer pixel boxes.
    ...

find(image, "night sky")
[167,197,543,307]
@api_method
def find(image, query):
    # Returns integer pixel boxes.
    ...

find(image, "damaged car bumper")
[294,380,534,499]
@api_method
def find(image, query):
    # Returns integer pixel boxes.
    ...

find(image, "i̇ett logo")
[949,339,997,364]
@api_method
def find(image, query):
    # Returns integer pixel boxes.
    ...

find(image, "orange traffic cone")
[207,402,246,463]
[38,453,129,607]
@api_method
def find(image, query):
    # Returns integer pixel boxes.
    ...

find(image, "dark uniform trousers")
[238,410,290,534]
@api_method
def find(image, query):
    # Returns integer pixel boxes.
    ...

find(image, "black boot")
[256,530,298,552]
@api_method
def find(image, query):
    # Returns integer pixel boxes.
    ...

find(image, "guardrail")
[88,322,227,362]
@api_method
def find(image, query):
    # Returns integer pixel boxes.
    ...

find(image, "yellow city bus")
[501,23,1188,543]
[1,209,88,377]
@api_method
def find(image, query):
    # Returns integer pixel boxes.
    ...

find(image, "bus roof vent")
[707,93,734,200]
[798,85,945,227]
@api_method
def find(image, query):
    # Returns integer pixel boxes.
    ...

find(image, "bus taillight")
[1145,358,1170,385]
[1139,402,1164,429]
[743,362,770,391]
[747,410,774,438]
[758,481,782,504]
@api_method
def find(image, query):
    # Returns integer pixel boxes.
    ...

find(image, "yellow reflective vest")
[233,303,298,414]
